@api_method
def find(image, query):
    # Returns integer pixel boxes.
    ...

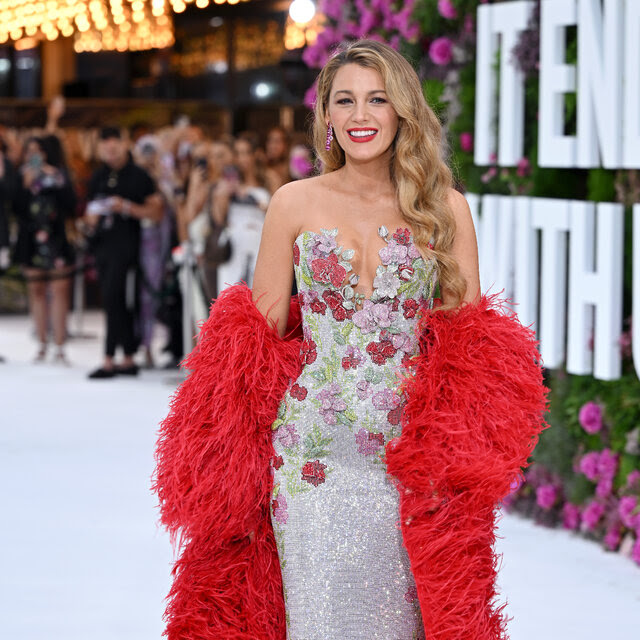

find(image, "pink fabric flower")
[429,37,453,66]
[562,503,581,530]
[578,401,603,434]
[459,132,473,152]
[272,493,288,524]
[355,428,385,455]
[276,424,300,448]
[581,500,605,531]
[536,484,558,510]
[437,0,457,19]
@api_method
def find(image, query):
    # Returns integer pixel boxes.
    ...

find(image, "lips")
[347,128,378,143]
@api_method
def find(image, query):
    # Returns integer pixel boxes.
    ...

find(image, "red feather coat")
[153,284,549,640]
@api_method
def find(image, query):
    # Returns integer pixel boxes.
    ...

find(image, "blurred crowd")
[0,98,316,377]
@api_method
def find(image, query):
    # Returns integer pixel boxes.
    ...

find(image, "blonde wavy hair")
[312,39,466,310]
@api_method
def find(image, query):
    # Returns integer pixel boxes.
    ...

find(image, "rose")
[578,401,603,434]
[301,459,327,487]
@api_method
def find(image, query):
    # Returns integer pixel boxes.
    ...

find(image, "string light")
[0,0,249,52]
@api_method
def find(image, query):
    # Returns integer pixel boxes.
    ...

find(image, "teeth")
[349,130,377,137]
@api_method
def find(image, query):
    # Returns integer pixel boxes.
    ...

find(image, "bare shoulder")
[445,187,480,303]
[446,188,474,229]
[268,174,334,236]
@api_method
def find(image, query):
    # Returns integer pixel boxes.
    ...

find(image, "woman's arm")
[251,183,299,336]
[442,188,481,307]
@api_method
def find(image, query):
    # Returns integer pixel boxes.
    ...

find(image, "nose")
[351,99,371,123]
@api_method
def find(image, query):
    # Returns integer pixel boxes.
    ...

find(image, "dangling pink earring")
[325,123,333,150]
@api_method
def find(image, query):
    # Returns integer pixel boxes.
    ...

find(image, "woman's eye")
[336,98,352,105]
[371,97,387,104]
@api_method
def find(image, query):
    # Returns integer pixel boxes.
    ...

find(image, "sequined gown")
[270,226,437,639]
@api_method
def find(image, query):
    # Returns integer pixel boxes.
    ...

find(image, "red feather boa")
[153,285,548,639]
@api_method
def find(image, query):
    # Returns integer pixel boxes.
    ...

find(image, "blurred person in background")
[132,133,173,368]
[214,132,270,294]
[13,135,77,364]
[264,126,291,193]
[178,137,234,303]
[0,137,15,273]
[83,127,162,379]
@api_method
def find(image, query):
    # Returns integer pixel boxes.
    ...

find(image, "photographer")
[83,127,162,380]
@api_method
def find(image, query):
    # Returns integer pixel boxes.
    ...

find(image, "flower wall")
[301,0,640,567]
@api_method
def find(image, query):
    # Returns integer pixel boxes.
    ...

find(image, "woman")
[14,135,76,364]
[154,40,547,640]
[264,125,291,193]
[214,132,270,293]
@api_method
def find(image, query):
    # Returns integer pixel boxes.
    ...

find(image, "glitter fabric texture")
[270,226,436,639]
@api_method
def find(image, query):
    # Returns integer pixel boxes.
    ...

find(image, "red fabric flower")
[272,455,284,470]
[301,339,317,365]
[401,352,415,369]
[301,459,327,487]
[341,356,357,370]
[403,299,418,319]
[290,383,308,401]
[332,305,347,322]
[393,228,411,245]
[387,407,402,426]
[391,298,400,312]
[366,338,397,365]
[309,299,327,315]
[293,243,300,266]
[322,289,343,310]
[311,253,347,287]
[369,432,385,446]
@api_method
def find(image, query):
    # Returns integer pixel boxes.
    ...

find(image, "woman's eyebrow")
[333,89,388,96]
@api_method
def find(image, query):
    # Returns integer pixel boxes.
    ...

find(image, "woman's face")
[266,130,287,162]
[326,63,399,164]
[234,139,255,175]
[210,142,233,174]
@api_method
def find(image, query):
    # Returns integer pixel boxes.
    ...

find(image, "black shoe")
[115,364,139,376]
[88,366,116,379]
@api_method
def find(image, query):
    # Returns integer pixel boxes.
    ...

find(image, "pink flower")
[480,166,497,183]
[597,448,618,479]
[459,132,473,152]
[437,0,457,19]
[581,500,605,531]
[578,401,603,434]
[626,470,640,490]
[276,424,300,449]
[578,451,600,482]
[632,537,640,566]
[595,476,613,499]
[604,525,622,551]
[372,388,401,411]
[272,493,288,524]
[536,484,558,510]
[562,503,581,530]
[516,157,531,177]
[619,496,639,529]
[428,37,453,66]
[355,428,385,455]
[303,83,317,110]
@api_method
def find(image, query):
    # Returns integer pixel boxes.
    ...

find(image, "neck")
[338,152,394,198]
